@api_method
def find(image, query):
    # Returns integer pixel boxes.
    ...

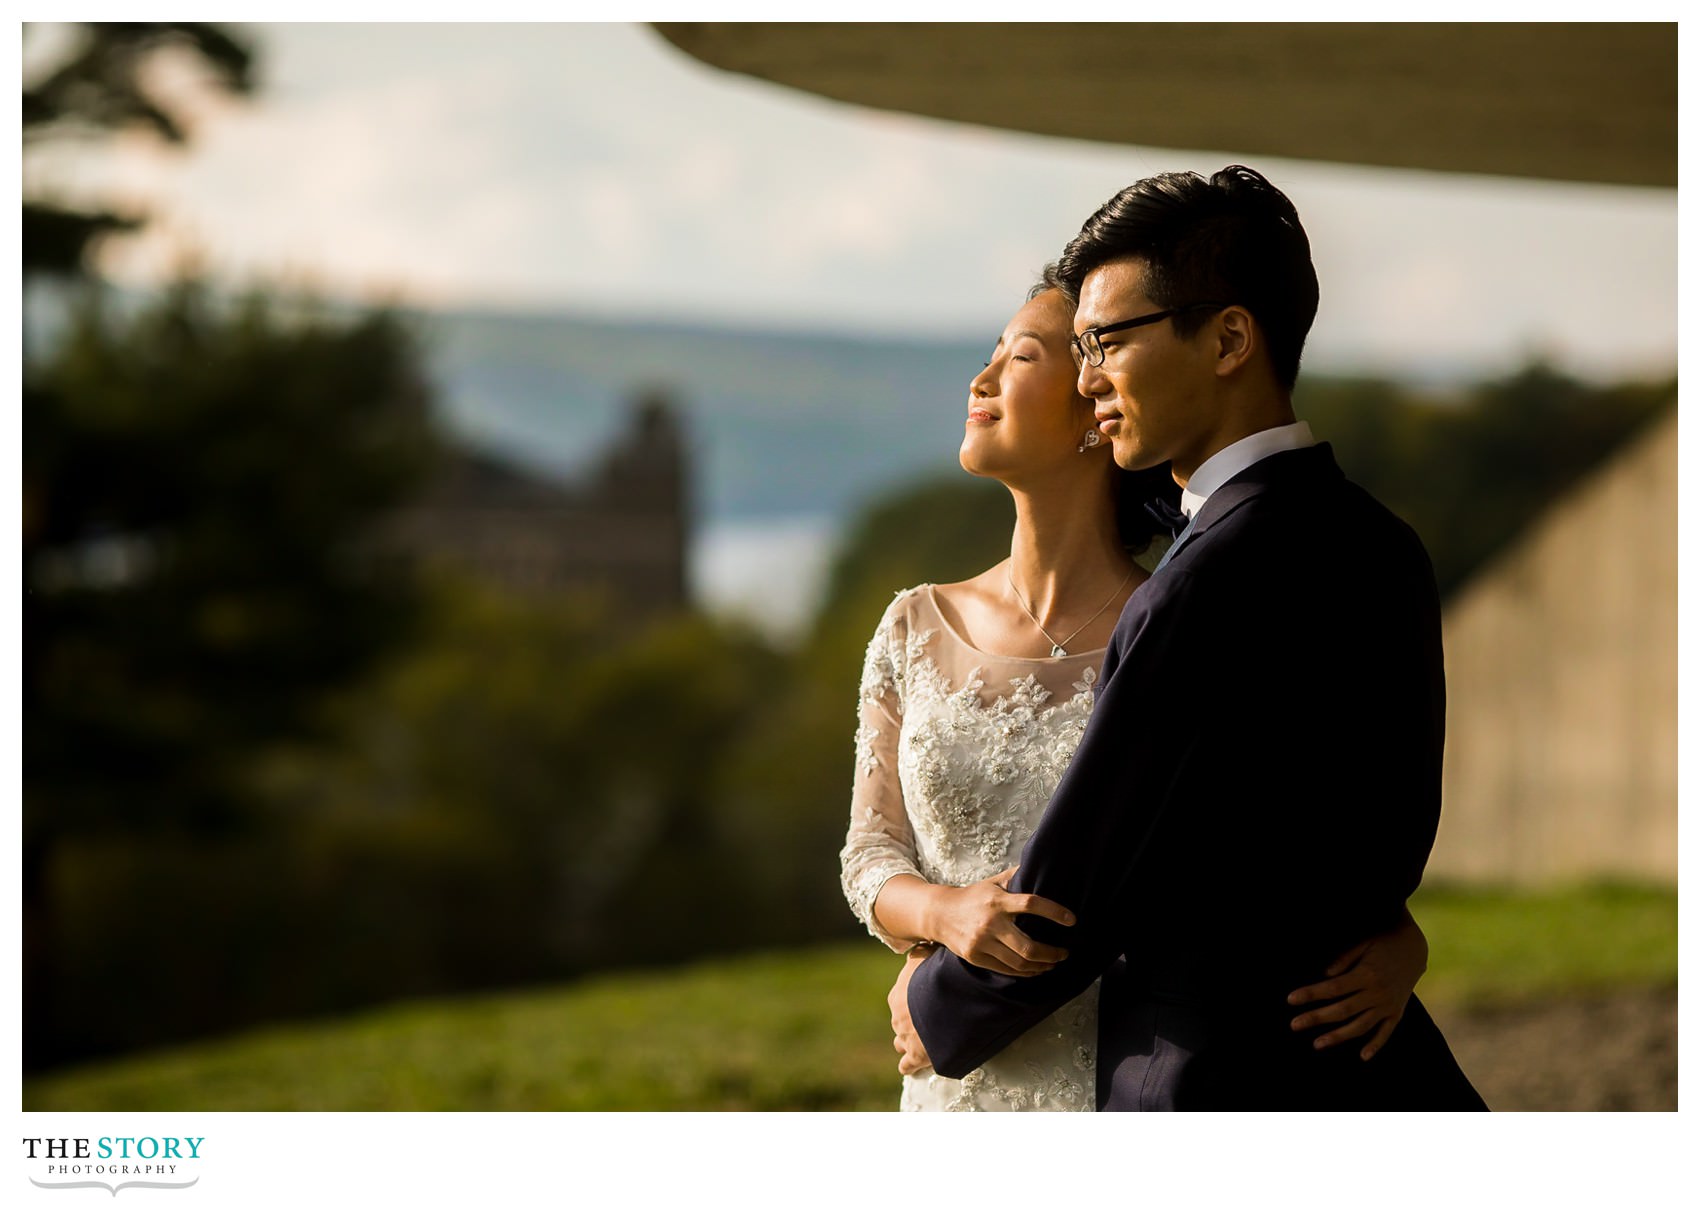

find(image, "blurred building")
[1429,407,1676,883]
[389,392,689,613]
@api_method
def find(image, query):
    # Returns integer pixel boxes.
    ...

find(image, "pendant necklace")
[1006,563,1136,658]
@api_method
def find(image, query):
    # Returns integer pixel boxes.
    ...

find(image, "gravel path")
[1433,985,1676,1111]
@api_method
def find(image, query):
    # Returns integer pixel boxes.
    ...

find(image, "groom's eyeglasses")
[1070,303,1232,368]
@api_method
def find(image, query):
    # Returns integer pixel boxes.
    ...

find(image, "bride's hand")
[931,865,1076,977]
[1285,906,1429,1061]
[888,950,933,1076]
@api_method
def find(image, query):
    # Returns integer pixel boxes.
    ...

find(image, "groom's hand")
[889,948,934,1076]
[1287,907,1429,1061]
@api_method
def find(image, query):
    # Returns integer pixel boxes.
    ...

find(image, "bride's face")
[960,290,1104,482]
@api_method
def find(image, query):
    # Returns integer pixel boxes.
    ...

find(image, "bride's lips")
[967,407,998,424]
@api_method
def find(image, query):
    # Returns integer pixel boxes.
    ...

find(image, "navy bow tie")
[1144,497,1189,539]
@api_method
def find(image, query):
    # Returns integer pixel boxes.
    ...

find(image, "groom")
[898,165,1484,1109]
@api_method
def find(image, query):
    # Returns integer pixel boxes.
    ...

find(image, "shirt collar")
[1179,420,1316,519]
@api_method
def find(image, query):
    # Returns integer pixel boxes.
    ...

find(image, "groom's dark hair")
[1055,165,1319,391]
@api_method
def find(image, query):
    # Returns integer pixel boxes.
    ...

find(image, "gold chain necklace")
[1005,563,1136,658]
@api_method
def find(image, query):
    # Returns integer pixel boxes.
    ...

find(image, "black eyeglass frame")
[1070,302,1234,368]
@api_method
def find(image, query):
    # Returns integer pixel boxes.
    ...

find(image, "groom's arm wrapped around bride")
[906,448,1483,1110]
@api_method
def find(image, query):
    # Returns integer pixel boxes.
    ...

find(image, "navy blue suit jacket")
[907,443,1485,1110]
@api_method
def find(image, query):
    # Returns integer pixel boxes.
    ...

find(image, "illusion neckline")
[921,584,1109,664]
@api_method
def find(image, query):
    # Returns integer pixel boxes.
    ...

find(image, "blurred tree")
[26,285,438,831]
[24,285,440,1067]
[19,20,452,1072]
[701,475,1018,953]
[293,580,784,977]
[47,578,787,1059]
[807,474,1013,672]
[23,22,254,278]
[1293,366,1674,596]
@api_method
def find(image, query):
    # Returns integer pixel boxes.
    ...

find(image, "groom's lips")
[1095,409,1123,435]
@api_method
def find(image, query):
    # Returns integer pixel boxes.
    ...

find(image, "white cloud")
[669,139,740,206]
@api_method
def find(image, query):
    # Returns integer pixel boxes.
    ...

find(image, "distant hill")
[25,285,994,528]
[413,304,992,526]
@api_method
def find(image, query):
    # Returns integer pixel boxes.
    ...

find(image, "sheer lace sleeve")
[839,590,926,952]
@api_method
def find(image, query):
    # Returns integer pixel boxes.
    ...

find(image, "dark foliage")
[1292,366,1674,597]
[23,22,253,278]
[24,285,440,1067]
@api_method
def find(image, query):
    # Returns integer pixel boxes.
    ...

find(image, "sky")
[20,20,1679,385]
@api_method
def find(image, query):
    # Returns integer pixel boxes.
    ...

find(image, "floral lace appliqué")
[897,650,1096,889]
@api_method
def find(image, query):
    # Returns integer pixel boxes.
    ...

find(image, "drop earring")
[1078,429,1102,453]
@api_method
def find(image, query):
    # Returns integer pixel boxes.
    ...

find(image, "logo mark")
[31,1177,200,1196]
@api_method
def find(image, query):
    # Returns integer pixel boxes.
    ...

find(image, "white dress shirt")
[1179,421,1316,520]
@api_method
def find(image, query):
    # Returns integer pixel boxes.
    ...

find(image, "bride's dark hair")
[1028,264,1180,557]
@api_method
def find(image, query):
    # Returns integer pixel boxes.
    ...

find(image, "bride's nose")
[970,361,998,397]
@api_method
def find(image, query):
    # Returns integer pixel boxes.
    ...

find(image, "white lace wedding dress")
[840,585,1101,1112]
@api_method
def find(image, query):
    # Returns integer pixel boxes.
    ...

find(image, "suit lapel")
[1164,443,1342,565]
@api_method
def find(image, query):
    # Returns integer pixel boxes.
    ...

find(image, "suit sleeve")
[907,569,1216,1079]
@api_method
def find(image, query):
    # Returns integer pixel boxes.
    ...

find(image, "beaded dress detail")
[840,585,1101,1112]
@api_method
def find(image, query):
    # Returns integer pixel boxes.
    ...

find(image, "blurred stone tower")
[584,391,689,608]
[391,390,689,616]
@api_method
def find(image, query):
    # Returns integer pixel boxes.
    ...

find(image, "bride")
[840,269,1429,1111]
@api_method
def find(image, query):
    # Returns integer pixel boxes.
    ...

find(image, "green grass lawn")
[25,947,905,1111]
[1409,881,1677,1008]
[24,883,1675,1112]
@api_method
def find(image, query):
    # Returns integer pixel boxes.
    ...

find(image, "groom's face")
[1075,257,1222,478]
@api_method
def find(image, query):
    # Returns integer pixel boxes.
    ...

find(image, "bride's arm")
[1286,903,1428,1060]
[839,601,930,954]
[836,604,918,951]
